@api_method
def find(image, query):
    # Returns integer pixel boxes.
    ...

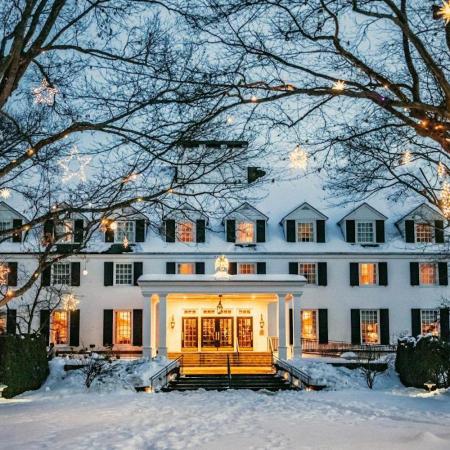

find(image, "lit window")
[115,263,133,285]
[0,311,6,335]
[177,263,195,275]
[301,310,317,340]
[421,309,440,336]
[419,263,437,285]
[177,222,195,243]
[55,220,74,243]
[115,310,132,344]
[115,221,135,243]
[236,221,255,244]
[52,310,69,345]
[357,221,374,243]
[238,263,256,275]
[298,263,317,284]
[52,263,71,285]
[359,263,377,285]
[297,222,314,242]
[0,264,9,286]
[361,310,379,344]
[415,223,433,243]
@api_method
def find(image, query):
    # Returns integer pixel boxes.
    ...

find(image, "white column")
[158,294,168,357]
[142,295,152,358]
[292,293,302,358]
[278,293,287,360]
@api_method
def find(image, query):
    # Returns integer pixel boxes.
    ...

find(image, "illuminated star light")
[58,146,92,183]
[332,80,346,91]
[438,1,450,24]
[33,79,58,106]
[289,145,308,170]
[0,188,11,199]
[401,150,412,166]
[62,293,79,311]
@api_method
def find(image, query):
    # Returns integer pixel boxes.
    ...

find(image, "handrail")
[268,336,273,354]
[272,354,314,388]
[226,354,232,389]
[149,356,183,392]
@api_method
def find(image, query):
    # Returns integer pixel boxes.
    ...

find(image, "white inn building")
[0,178,449,360]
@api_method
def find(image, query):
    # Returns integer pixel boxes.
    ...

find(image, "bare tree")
[359,347,385,389]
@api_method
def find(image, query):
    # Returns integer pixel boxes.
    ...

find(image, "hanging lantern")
[216,295,224,314]
[289,145,308,170]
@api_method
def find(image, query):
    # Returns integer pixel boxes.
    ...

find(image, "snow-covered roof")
[395,203,444,225]
[337,202,387,224]
[279,202,328,223]
[223,202,269,222]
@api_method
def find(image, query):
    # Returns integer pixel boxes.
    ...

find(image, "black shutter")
[71,262,81,286]
[133,309,143,346]
[7,262,17,287]
[318,309,328,344]
[351,309,361,345]
[440,308,449,342]
[405,220,415,243]
[103,309,113,347]
[380,309,390,345]
[135,219,146,242]
[286,220,296,242]
[228,262,237,275]
[104,262,114,286]
[43,220,54,240]
[289,262,298,275]
[69,309,80,347]
[74,219,84,243]
[438,262,448,286]
[105,227,114,243]
[256,220,266,243]
[316,220,326,243]
[12,219,22,243]
[411,309,421,337]
[226,220,235,242]
[346,220,355,243]
[6,309,16,335]
[317,262,327,286]
[378,262,388,286]
[40,309,50,344]
[133,262,143,286]
[288,308,293,346]
[257,262,266,274]
[350,263,359,286]
[165,219,175,243]
[196,220,206,243]
[166,262,176,274]
[435,220,444,244]
[195,262,205,274]
[42,266,51,287]
[410,262,419,286]
[375,220,385,243]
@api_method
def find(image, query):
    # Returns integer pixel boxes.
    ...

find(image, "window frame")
[0,219,12,241]
[51,262,71,286]
[418,262,438,286]
[356,220,375,244]
[0,310,6,335]
[298,262,318,285]
[301,309,318,340]
[420,309,440,336]
[296,221,316,243]
[176,221,196,243]
[113,262,134,286]
[237,262,257,275]
[114,309,133,346]
[360,309,380,345]
[176,262,196,275]
[114,221,135,244]
[358,262,378,286]
[415,222,434,244]
[235,220,256,244]
[55,219,74,243]
[51,310,70,346]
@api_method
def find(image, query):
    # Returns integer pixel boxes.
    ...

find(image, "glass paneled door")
[237,317,253,349]
[182,318,198,350]
[201,317,233,350]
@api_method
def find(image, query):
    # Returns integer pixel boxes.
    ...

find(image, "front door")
[237,317,253,349]
[182,317,198,350]
[201,317,233,350]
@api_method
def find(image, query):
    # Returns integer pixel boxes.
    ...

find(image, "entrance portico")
[138,274,305,361]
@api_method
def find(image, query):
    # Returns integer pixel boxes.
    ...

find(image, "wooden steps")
[168,352,272,368]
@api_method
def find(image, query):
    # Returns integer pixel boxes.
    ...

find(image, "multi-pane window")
[415,223,433,243]
[0,311,6,335]
[298,263,317,284]
[421,309,440,336]
[238,263,256,275]
[236,221,255,244]
[297,222,314,242]
[301,310,317,340]
[0,264,9,286]
[359,263,377,285]
[55,220,74,243]
[52,263,71,285]
[419,263,437,285]
[115,310,132,345]
[361,309,380,344]
[115,221,135,243]
[115,263,133,285]
[0,220,11,232]
[52,310,69,345]
[357,221,374,243]
[177,222,194,243]
[177,263,195,275]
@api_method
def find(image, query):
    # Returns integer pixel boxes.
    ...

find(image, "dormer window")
[297,222,315,242]
[415,223,433,243]
[115,221,135,243]
[55,220,74,243]
[0,220,11,232]
[236,221,255,244]
[356,221,374,244]
[177,221,195,243]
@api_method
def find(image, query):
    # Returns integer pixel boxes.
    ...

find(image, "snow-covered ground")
[1,357,450,450]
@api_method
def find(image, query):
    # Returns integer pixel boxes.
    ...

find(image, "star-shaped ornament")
[58,146,92,183]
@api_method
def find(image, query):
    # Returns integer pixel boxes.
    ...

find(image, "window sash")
[238,263,256,275]
[359,263,377,285]
[421,309,440,336]
[360,309,380,344]
[177,263,195,275]
[301,310,318,340]
[51,263,71,285]
[356,221,375,243]
[236,221,255,244]
[415,223,434,243]
[297,222,315,242]
[114,263,133,285]
[0,220,12,232]
[115,221,135,243]
[298,263,317,284]
[52,310,69,345]
[55,220,74,243]
[176,222,195,243]
[115,310,132,345]
[419,263,437,285]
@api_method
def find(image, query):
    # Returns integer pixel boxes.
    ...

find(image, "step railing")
[301,339,397,356]
[149,356,183,392]
[272,354,317,389]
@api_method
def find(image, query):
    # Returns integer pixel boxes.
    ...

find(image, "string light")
[0,188,11,199]
[401,150,412,165]
[226,115,235,125]
[332,80,346,91]
[441,180,450,218]
[33,79,58,106]
[109,221,117,231]
[438,1,450,24]
[0,264,10,285]
[250,95,258,102]
[122,173,139,183]
[27,148,34,156]
[62,293,79,311]
[123,236,129,249]
[58,145,92,183]
[289,145,308,170]
[438,162,447,178]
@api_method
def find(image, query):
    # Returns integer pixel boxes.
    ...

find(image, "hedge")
[396,335,450,388]
[0,334,49,398]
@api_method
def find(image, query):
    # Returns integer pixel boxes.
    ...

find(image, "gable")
[223,202,268,222]
[108,206,148,222]
[338,203,387,224]
[163,203,208,223]
[0,201,27,221]
[280,202,328,223]
[395,203,444,225]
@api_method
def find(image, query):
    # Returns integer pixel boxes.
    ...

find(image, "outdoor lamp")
[424,381,437,392]
[260,314,265,330]
[217,295,224,315]
[170,315,175,330]
[0,384,7,398]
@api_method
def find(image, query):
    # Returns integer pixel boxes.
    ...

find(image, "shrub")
[396,335,450,388]
[0,334,49,398]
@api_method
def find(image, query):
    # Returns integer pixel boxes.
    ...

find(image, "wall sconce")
[260,314,265,330]
[170,315,175,329]
[217,295,224,314]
